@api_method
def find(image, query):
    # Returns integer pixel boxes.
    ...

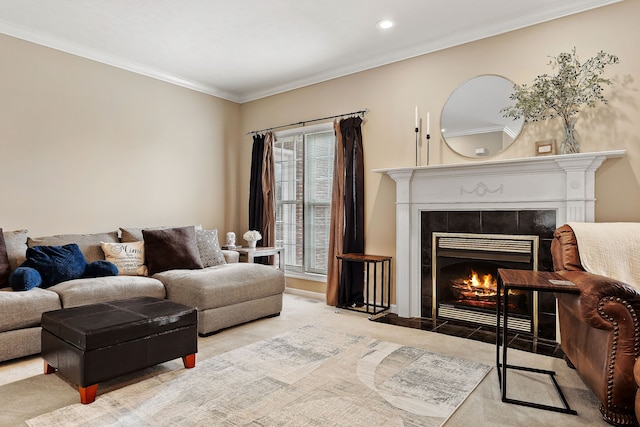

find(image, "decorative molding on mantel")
[460,182,503,197]
[374,150,626,180]
[373,150,626,318]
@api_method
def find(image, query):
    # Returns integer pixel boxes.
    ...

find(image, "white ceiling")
[0,0,622,103]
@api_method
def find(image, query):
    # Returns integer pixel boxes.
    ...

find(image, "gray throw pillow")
[196,229,226,267]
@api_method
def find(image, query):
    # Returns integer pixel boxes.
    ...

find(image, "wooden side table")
[336,253,392,319]
[235,247,284,271]
[496,268,580,415]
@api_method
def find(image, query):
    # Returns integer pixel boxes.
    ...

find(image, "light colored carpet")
[0,292,608,426]
[26,325,491,426]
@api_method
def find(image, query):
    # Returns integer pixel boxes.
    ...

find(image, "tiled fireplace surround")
[375,150,625,342]
[422,209,556,338]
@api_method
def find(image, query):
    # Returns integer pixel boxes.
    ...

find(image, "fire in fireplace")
[441,262,529,311]
[452,269,513,307]
[433,232,538,334]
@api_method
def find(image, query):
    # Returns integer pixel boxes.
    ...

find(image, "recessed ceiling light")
[376,19,395,30]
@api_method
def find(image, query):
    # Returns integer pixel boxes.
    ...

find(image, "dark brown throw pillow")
[143,226,203,275]
[0,229,10,288]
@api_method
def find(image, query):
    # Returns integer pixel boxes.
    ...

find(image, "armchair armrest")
[556,270,640,424]
[552,223,640,424]
[634,357,640,422]
[557,270,640,331]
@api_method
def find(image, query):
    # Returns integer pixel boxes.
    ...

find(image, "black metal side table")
[336,253,392,319]
[496,268,580,415]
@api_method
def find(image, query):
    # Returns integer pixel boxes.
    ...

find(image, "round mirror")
[441,75,524,158]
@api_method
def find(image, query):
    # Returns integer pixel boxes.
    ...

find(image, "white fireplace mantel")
[374,150,626,318]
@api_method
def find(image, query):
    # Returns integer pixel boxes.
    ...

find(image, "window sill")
[285,271,327,283]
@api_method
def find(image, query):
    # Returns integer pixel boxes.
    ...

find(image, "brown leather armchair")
[635,358,640,423]
[551,224,640,425]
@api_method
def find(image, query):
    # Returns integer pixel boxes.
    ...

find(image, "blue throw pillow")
[9,266,42,291]
[21,244,87,288]
[84,260,119,278]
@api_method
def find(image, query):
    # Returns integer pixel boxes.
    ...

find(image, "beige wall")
[1,2,637,299]
[0,34,241,237]
[241,1,640,295]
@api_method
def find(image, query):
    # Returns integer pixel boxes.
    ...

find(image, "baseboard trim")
[284,288,397,315]
[284,287,325,301]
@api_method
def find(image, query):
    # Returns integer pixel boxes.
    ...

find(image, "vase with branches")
[502,48,619,154]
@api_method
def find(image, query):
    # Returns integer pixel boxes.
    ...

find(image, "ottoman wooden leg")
[182,353,196,369]
[79,384,98,404]
[44,361,56,374]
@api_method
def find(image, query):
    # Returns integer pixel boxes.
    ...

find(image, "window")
[274,123,335,277]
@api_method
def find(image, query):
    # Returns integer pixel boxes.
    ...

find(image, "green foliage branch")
[502,48,619,131]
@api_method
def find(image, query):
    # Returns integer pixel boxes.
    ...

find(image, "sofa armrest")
[222,250,239,264]
[557,270,640,331]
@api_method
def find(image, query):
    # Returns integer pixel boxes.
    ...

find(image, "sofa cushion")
[120,225,204,243]
[119,226,177,243]
[0,229,9,288]
[156,263,285,311]
[120,227,151,243]
[0,328,42,363]
[0,287,61,333]
[143,226,203,275]
[196,228,226,267]
[18,244,88,289]
[48,276,166,308]
[101,241,148,276]
[28,231,119,263]
[3,229,28,271]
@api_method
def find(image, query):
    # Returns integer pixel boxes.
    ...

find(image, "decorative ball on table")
[243,230,262,249]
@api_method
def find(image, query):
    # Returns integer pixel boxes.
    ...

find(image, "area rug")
[27,325,491,426]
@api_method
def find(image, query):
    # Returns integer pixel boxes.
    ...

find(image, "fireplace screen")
[432,233,539,333]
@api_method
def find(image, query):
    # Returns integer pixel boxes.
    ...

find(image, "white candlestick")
[426,112,430,134]
[415,106,419,129]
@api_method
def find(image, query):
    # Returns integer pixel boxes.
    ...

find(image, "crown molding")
[236,0,623,102]
[0,0,623,104]
[0,19,241,103]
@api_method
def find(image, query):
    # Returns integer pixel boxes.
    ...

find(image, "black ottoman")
[41,296,197,404]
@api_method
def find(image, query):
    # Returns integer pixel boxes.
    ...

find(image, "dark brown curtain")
[326,120,344,306]
[336,116,365,307]
[249,133,265,237]
[249,132,275,259]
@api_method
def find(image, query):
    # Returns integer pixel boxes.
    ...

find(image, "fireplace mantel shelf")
[372,150,625,176]
[374,150,626,318]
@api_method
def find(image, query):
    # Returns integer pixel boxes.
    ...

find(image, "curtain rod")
[245,108,369,135]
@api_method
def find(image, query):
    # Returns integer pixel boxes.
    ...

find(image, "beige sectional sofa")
[0,226,285,363]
